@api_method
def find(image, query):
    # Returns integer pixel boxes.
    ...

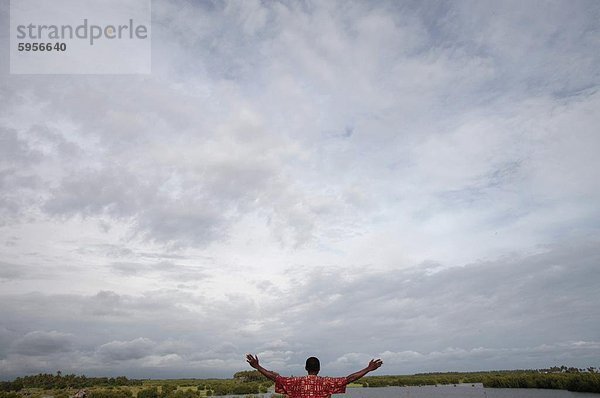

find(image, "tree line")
[360,368,600,394]
[1,373,142,392]
[0,371,272,398]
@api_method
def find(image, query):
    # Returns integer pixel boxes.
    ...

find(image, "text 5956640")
[18,42,67,51]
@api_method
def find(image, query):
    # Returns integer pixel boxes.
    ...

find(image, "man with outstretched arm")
[246,354,383,398]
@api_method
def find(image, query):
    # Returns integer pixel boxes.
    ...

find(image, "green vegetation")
[0,371,272,398]
[233,371,270,383]
[360,368,600,394]
[2,366,599,398]
[89,389,134,398]
[1,374,141,390]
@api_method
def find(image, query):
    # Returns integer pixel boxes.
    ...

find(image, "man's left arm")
[345,359,383,384]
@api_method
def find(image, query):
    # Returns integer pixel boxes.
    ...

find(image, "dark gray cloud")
[0,261,56,281]
[9,331,74,356]
[44,168,150,218]
[0,261,25,280]
[0,327,19,358]
[97,338,156,361]
[137,205,227,247]
[446,1,600,96]
[0,128,40,166]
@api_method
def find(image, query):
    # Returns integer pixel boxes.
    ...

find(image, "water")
[338,386,599,398]
[226,386,599,398]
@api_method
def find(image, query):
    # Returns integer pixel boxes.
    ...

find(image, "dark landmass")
[2,366,599,397]
[360,367,600,393]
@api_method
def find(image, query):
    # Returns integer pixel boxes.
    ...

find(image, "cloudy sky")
[1,0,600,381]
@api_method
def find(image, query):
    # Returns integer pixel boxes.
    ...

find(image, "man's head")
[305,357,320,374]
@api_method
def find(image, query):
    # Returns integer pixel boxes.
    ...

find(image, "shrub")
[90,389,134,398]
[137,387,159,398]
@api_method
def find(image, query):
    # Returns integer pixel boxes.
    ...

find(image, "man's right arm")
[246,354,280,382]
[345,359,383,384]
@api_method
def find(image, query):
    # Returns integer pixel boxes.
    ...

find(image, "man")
[245,354,383,398]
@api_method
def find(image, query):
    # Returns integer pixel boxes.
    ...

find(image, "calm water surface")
[227,385,599,398]
[338,386,599,398]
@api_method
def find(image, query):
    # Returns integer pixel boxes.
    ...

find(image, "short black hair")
[305,357,320,373]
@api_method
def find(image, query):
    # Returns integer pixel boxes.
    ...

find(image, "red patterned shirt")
[275,375,347,398]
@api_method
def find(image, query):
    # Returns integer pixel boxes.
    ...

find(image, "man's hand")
[246,354,279,381]
[367,359,383,371]
[346,358,383,384]
[246,354,260,369]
